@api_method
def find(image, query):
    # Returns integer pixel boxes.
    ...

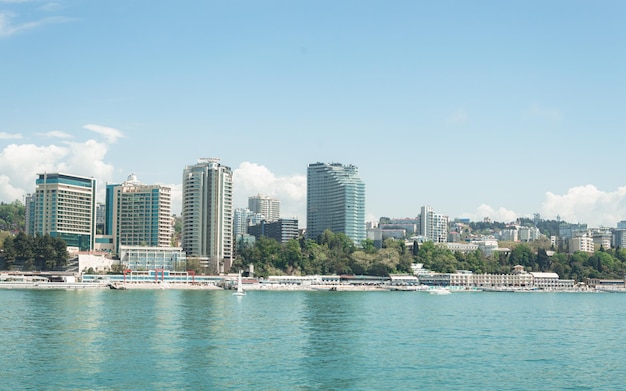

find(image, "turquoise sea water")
[1,289,625,390]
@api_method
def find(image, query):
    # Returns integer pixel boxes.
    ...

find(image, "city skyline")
[2,1,626,227]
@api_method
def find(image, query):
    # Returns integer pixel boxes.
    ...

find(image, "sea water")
[1,289,624,390]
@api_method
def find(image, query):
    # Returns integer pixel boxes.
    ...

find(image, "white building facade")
[182,158,233,272]
[570,234,594,253]
[419,205,448,243]
[105,175,172,256]
[248,194,280,222]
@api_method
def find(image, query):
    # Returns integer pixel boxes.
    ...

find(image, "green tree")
[2,236,16,270]
[280,239,303,274]
[0,200,25,232]
[13,232,34,266]
[509,244,536,269]
[536,248,551,271]
[54,237,69,268]
[361,239,377,255]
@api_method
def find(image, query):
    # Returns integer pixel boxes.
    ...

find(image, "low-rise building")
[119,246,187,271]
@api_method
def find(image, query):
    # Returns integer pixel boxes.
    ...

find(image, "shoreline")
[0,281,604,293]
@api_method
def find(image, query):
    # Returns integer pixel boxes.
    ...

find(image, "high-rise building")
[307,162,365,245]
[31,173,96,251]
[248,194,280,222]
[419,205,448,243]
[105,174,172,256]
[233,208,265,237]
[182,158,233,272]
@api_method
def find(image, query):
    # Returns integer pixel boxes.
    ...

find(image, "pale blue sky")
[2,0,626,226]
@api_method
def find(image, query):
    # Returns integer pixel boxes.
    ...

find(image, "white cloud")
[160,164,306,221]
[0,131,22,139]
[445,108,468,124]
[0,124,120,204]
[233,162,306,224]
[84,124,124,143]
[459,204,520,224]
[40,130,72,139]
[0,143,69,200]
[541,185,626,227]
[526,103,562,122]
[0,12,71,37]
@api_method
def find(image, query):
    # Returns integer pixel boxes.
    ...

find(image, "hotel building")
[182,158,233,272]
[105,174,172,256]
[31,173,96,251]
[306,162,366,245]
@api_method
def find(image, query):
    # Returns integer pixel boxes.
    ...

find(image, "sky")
[1,0,626,228]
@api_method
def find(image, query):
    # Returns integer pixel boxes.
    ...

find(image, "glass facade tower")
[307,162,365,245]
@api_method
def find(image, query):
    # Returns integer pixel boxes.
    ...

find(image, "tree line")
[231,230,626,282]
[1,232,69,271]
[0,200,25,232]
[231,230,414,278]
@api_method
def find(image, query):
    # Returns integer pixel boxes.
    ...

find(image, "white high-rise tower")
[182,158,233,273]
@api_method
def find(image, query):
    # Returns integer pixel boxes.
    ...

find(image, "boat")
[233,271,246,296]
[108,283,127,290]
[429,287,451,295]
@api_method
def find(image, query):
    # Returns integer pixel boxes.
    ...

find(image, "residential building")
[247,218,299,244]
[559,223,588,240]
[499,228,518,242]
[31,173,96,251]
[248,194,280,222]
[519,226,541,242]
[418,205,448,243]
[182,158,233,272]
[105,174,172,256]
[570,234,594,253]
[592,231,612,250]
[306,162,365,245]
